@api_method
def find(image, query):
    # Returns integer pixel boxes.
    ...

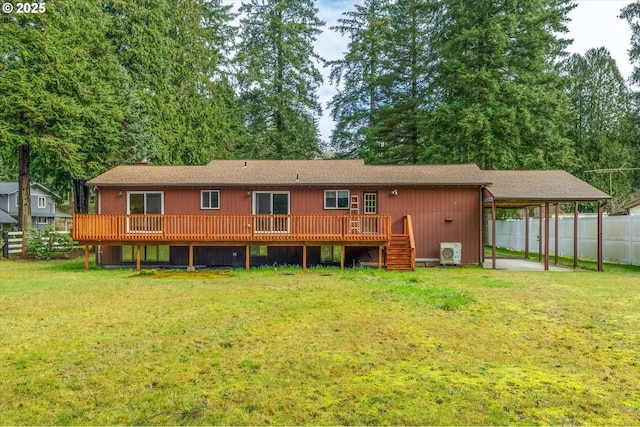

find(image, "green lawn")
[1,258,639,425]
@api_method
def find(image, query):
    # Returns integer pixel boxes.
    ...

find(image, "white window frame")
[200,190,220,210]
[324,190,350,209]
[37,196,46,209]
[36,217,48,225]
[126,191,165,214]
[252,191,290,215]
[363,192,377,214]
[126,191,164,234]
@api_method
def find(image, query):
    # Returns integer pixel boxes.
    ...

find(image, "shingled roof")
[87,159,489,187]
[483,170,610,206]
[0,208,17,224]
[86,160,611,204]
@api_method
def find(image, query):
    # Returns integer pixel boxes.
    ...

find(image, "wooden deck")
[73,214,392,244]
[72,214,418,271]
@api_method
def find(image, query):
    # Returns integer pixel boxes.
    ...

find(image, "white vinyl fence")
[489,215,640,265]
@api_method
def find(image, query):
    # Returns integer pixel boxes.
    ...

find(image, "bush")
[26,227,74,260]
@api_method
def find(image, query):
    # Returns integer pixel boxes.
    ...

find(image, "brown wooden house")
[74,159,611,271]
[74,159,492,271]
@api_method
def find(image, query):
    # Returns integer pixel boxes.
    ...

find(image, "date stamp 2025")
[2,2,47,14]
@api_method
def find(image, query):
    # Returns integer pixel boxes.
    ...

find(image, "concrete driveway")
[482,258,577,271]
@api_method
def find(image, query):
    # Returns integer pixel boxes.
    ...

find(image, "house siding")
[0,184,58,229]
[96,184,481,267]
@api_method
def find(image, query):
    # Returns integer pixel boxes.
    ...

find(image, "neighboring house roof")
[0,182,57,197]
[0,208,17,224]
[87,159,490,187]
[0,182,18,194]
[483,170,611,207]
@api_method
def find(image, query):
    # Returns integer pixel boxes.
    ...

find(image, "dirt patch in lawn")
[133,270,233,279]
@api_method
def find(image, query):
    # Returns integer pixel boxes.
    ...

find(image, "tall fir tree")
[234,0,324,159]
[328,0,391,162]
[425,0,576,170]
[0,0,147,217]
[102,0,243,165]
[374,0,436,164]
[564,48,637,211]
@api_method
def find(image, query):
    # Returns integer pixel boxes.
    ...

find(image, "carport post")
[573,202,579,269]
[598,202,604,271]
[544,202,550,271]
[554,203,559,266]
[524,208,530,259]
[491,199,497,269]
[538,205,543,262]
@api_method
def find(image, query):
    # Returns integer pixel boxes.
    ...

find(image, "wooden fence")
[2,231,80,258]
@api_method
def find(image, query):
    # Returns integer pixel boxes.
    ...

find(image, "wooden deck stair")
[386,234,415,271]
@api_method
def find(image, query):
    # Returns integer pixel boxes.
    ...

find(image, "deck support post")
[245,245,250,270]
[524,207,530,259]
[544,202,550,271]
[340,245,345,270]
[136,245,141,272]
[187,244,195,271]
[574,201,579,269]
[302,245,307,270]
[84,245,89,270]
[554,203,559,266]
[378,246,383,269]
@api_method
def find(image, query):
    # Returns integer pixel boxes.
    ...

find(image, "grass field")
[1,258,639,425]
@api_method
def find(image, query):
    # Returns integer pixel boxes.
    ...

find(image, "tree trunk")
[18,144,31,231]
[73,179,89,214]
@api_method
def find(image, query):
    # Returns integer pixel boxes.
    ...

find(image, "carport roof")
[483,170,610,208]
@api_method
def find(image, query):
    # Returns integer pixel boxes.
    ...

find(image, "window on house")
[201,190,220,209]
[250,245,268,257]
[37,196,46,209]
[321,246,341,263]
[122,245,170,262]
[36,217,48,225]
[128,192,163,214]
[324,190,349,209]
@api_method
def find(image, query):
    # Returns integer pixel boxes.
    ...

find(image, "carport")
[483,170,611,271]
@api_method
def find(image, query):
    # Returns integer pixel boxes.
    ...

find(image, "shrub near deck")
[0,259,639,425]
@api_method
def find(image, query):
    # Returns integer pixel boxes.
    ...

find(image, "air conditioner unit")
[440,242,462,265]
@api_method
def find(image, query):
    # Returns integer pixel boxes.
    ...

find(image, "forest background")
[2,0,640,225]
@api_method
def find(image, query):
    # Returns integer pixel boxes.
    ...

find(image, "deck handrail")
[404,215,416,270]
[73,214,392,243]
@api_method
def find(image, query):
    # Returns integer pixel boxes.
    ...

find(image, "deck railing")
[73,214,392,243]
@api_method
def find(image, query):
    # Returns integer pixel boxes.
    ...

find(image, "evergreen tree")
[234,0,324,159]
[374,0,436,164]
[425,0,576,170]
[0,0,146,217]
[564,48,636,211]
[328,0,391,161]
[103,0,243,165]
[621,1,640,86]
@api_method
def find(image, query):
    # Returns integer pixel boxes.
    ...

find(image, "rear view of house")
[74,159,490,270]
